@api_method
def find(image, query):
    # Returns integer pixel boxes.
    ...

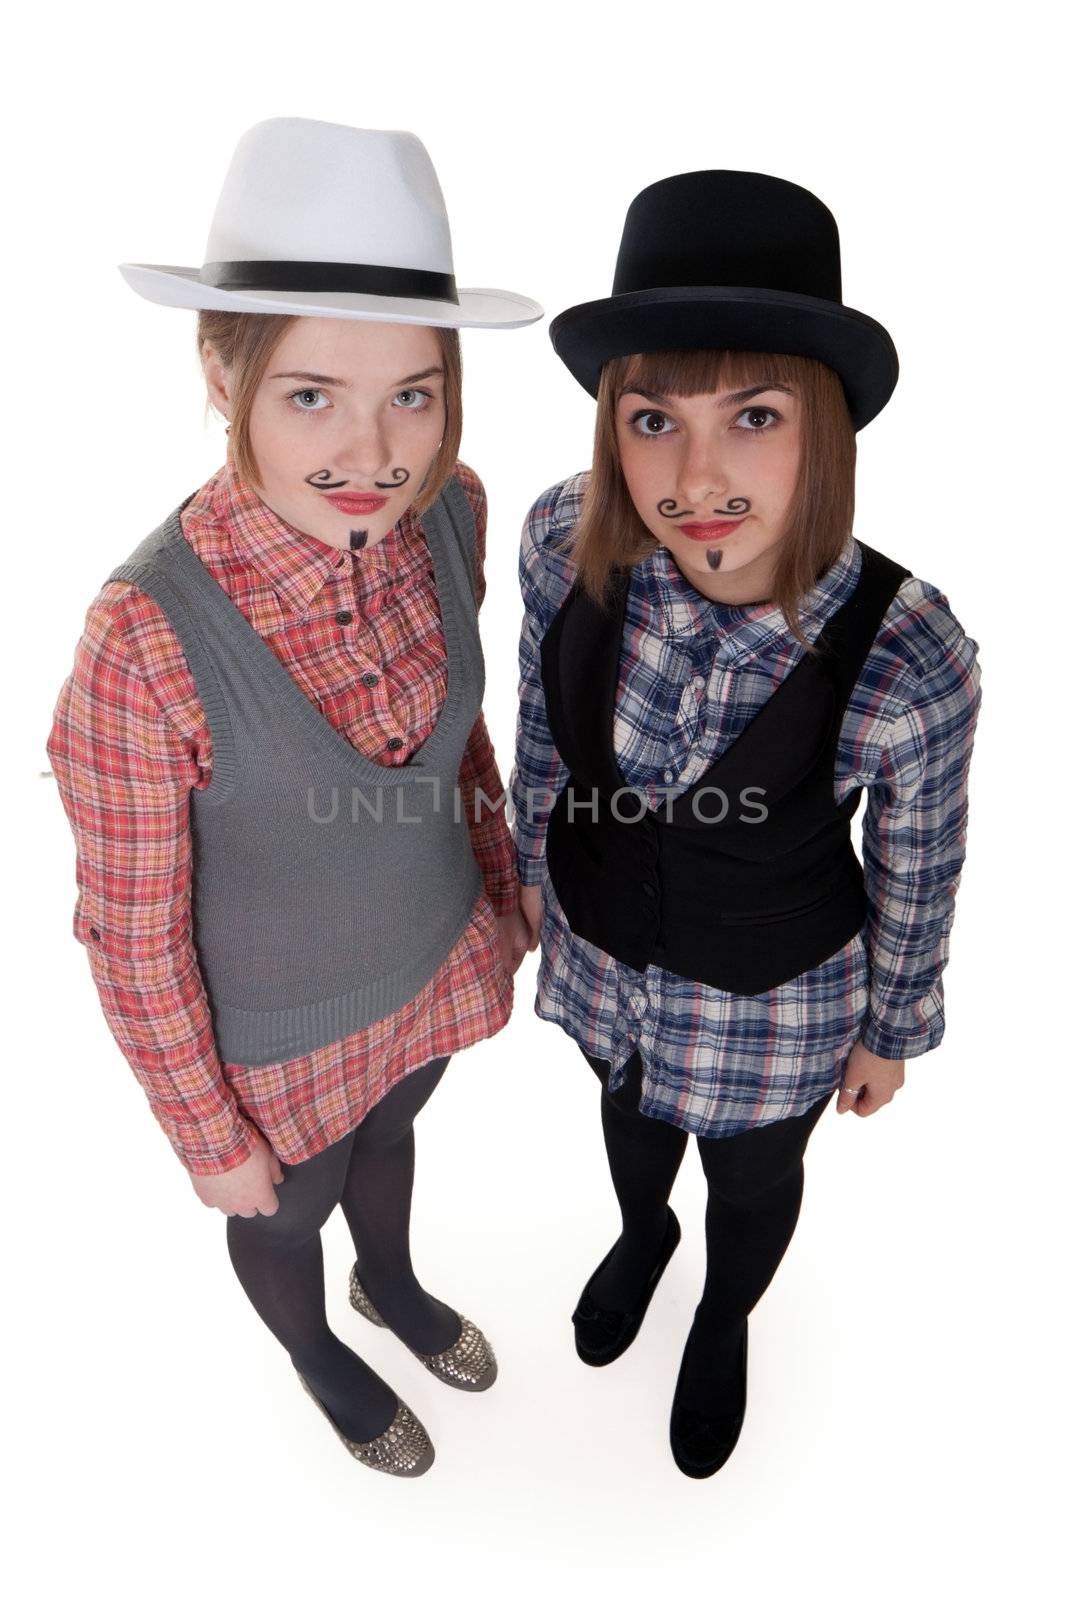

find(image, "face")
[615,372,802,602]
[203,317,446,554]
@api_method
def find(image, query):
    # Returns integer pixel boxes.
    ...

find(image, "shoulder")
[518,470,590,626]
[521,469,589,555]
[450,459,487,529]
[863,563,982,738]
[101,579,189,681]
[68,579,203,737]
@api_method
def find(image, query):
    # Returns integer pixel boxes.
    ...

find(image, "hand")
[189,1127,286,1217]
[518,883,543,949]
[836,1039,905,1117]
[495,907,534,976]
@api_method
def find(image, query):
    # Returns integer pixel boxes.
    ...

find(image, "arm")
[46,593,260,1177]
[453,461,520,916]
[858,609,982,1060]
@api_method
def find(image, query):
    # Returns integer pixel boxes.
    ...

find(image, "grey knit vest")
[107,474,487,1067]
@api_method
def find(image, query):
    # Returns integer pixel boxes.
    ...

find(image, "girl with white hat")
[512,169,982,1478]
[47,117,541,1477]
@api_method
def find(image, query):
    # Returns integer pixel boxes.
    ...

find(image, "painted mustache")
[657,496,752,519]
[305,467,411,491]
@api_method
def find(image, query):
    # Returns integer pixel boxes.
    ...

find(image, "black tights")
[226,1054,455,1443]
[580,1047,831,1413]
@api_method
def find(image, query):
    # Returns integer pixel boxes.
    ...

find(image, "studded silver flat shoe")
[348,1264,498,1392]
[297,1374,435,1477]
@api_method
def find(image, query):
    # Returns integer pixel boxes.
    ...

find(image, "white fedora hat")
[119,117,542,330]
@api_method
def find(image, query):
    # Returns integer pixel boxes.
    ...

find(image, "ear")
[201,340,232,423]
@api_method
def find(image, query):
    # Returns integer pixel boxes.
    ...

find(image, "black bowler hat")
[549,170,898,430]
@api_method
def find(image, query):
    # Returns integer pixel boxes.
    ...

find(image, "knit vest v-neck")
[539,539,910,996]
[107,474,486,1066]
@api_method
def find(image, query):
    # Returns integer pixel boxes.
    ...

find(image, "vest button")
[361,671,380,687]
[335,609,353,626]
[641,882,657,899]
[387,736,404,751]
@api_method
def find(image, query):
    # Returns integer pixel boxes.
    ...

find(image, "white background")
[6,3,1062,1596]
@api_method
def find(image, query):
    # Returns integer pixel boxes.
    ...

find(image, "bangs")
[614,348,799,401]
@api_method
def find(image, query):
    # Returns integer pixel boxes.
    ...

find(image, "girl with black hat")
[47,117,541,1478]
[511,170,981,1478]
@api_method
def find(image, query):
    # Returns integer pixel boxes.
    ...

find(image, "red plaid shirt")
[47,459,519,1176]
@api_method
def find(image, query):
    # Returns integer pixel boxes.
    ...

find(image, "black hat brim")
[548,285,898,431]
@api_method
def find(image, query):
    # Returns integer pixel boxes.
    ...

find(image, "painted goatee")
[349,529,368,552]
[705,548,723,571]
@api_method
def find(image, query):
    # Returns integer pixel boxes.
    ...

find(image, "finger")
[269,1151,285,1184]
[258,1191,281,1216]
[836,1082,866,1114]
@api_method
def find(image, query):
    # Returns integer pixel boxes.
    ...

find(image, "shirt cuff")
[165,1109,260,1177]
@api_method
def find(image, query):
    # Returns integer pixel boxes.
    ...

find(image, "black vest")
[539,541,911,996]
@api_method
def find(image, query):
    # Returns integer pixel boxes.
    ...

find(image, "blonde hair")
[195,311,463,515]
[565,348,856,651]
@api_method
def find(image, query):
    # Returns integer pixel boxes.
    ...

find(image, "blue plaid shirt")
[510,472,982,1137]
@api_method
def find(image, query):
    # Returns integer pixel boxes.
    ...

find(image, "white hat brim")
[118,263,542,328]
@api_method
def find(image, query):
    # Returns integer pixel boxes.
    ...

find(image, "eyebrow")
[268,366,445,387]
[619,383,795,407]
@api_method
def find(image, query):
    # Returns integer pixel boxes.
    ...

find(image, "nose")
[676,433,730,509]
[331,414,391,484]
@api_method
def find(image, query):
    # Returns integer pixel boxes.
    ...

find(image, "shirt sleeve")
[46,594,259,1176]
[509,477,581,887]
[453,461,520,916]
[859,603,982,1059]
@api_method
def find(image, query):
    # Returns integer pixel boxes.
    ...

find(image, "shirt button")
[387,736,404,751]
[335,609,353,626]
[692,675,704,689]
[663,769,674,783]
[89,927,101,940]
[642,882,656,899]
[361,671,380,687]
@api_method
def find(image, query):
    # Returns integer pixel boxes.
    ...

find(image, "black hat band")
[200,259,460,304]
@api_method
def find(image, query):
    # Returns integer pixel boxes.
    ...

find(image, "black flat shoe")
[669,1319,748,1479]
[572,1207,681,1367]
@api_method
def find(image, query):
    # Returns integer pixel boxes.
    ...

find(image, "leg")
[338,1054,459,1355]
[678,1091,834,1414]
[226,1131,399,1442]
[580,1046,689,1308]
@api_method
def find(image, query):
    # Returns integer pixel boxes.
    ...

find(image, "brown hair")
[565,348,855,651]
[195,311,464,515]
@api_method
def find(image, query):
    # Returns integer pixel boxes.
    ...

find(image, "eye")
[735,406,782,433]
[287,387,330,412]
[629,409,678,437]
[394,388,433,411]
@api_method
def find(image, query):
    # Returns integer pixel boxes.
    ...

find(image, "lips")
[324,493,388,515]
[677,516,748,542]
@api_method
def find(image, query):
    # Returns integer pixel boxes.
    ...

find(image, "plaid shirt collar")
[198,462,405,619]
[636,533,862,664]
